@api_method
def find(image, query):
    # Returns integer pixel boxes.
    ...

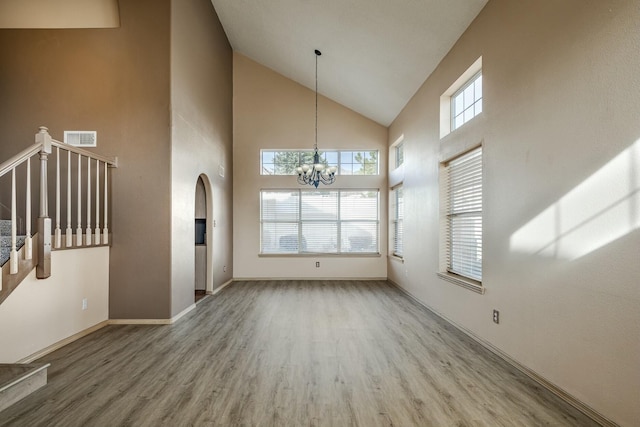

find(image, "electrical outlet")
[493,309,499,324]
[223,265,226,272]
[316,261,320,268]
[82,298,88,310]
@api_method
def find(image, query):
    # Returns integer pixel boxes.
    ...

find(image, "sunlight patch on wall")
[510,139,639,260]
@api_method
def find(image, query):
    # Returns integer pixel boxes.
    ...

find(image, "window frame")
[438,145,484,293]
[260,189,380,256]
[391,185,404,258]
[439,57,482,139]
[395,143,404,168]
[451,71,483,132]
[260,149,380,176]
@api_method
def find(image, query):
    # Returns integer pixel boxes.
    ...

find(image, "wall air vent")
[64,131,97,147]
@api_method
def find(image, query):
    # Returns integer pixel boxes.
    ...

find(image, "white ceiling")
[210,0,487,126]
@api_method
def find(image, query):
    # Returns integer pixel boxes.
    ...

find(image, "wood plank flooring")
[0,280,597,426]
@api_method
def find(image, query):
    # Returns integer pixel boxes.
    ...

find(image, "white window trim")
[391,185,403,258]
[260,149,380,176]
[438,145,484,294]
[440,57,482,139]
[260,189,380,256]
[389,135,404,170]
[451,70,482,132]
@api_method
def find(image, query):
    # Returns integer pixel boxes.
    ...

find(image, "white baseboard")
[232,277,388,281]
[18,320,109,363]
[387,279,618,427]
[209,279,233,295]
[109,303,196,325]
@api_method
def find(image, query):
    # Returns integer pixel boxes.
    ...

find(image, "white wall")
[233,54,389,280]
[0,247,109,363]
[388,1,640,425]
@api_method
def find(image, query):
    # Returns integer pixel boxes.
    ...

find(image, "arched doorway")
[194,175,213,302]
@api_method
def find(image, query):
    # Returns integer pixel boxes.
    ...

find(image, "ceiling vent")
[64,131,97,147]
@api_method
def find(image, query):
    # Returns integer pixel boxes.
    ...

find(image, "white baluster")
[10,168,18,274]
[65,150,73,247]
[95,159,100,244]
[103,163,108,244]
[85,156,92,245]
[54,147,61,248]
[76,154,82,246]
[24,158,32,260]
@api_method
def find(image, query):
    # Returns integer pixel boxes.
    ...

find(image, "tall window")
[261,150,379,176]
[451,71,482,131]
[395,143,404,168]
[442,146,482,282]
[260,189,379,254]
[392,186,404,257]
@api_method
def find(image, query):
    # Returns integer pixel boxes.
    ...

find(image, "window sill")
[389,254,404,263]
[259,253,381,258]
[437,272,484,294]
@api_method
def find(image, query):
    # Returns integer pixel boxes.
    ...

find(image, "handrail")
[0,126,117,284]
[0,143,42,179]
[51,140,118,167]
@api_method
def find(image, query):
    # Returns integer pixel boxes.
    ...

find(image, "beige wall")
[233,54,388,279]
[0,0,120,28]
[0,0,173,319]
[0,247,109,362]
[170,0,233,316]
[388,1,640,425]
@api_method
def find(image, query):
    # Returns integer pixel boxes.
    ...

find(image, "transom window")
[261,150,379,176]
[395,143,404,168]
[260,189,379,255]
[451,71,482,131]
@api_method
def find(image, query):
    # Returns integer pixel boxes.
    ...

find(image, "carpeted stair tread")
[0,220,27,267]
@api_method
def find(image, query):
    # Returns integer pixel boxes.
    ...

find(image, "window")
[392,186,404,257]
[261,150,379,176]
[441,146,482,284]
[440,57,482,138]
[260,189,379,254]
[395,143,404,168]
[451,71,482,131]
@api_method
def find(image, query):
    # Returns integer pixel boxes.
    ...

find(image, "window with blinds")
[260,189,379,254]
[392,186,404,257]
[443,146,482,282]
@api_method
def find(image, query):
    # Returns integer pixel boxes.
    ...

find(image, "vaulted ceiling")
[210,0,488,126]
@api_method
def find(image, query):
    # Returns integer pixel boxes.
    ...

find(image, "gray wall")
[388,1,640,425]
[0,0,173,319]
[170,0,233,316]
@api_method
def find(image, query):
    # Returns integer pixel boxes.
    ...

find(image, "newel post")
[35,126,52,279]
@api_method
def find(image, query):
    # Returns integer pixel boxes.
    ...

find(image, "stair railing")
[0,127,117,290]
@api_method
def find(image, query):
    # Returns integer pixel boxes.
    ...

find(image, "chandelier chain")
[315,50,318,151]
[296,48,336,188]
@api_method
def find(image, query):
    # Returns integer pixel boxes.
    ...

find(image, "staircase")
[0,363,50,412]
[0,127,117,413]
[0,220,25,268]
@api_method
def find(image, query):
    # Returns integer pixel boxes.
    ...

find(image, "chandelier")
[296,49,337,188]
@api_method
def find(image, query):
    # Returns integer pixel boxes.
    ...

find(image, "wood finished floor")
[0,280,597,427]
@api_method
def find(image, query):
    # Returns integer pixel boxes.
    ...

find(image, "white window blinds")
[444,147,482,281]
[260,189,379,254]
[393,186,404,257]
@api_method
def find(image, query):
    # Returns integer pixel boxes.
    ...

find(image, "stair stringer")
[0,233,38,306]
